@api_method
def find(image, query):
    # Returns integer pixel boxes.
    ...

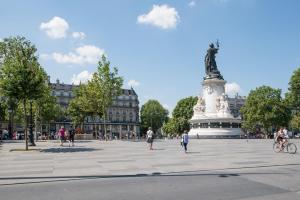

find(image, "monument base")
[189,127,241,139]
[189,118,242,139]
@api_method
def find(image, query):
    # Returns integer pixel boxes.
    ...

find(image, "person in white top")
[182,130,189,153]
[283,127,289,139]
[146,127,154,150]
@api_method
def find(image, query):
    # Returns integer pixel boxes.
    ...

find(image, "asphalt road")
[1,169,299,200]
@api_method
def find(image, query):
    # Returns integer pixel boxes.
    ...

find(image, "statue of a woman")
[205,43,219,74]
[204,41,223,80]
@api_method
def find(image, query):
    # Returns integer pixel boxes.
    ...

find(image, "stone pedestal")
[189,78,241,138]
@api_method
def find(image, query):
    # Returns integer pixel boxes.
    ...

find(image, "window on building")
[221,122,231,128]
[130,125,134,131]
[192,123,199,128]
[122,125,127,131]
[210,122,220,128]
[232,123,239,128]
[200,123,208,128]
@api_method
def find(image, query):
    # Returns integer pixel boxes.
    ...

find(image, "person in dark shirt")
[69,125,76,147]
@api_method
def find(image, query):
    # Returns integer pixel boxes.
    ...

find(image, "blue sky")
[0,0,300,114]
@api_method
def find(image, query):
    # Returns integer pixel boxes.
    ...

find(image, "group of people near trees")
[57,125,76,147]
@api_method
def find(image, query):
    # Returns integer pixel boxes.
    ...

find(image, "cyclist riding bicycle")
[275,127,288,150]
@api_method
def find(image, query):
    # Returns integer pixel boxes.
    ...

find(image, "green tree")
[162,117,189,137]
[290,113,300,131]
[67,84,91,129]
[83,55,123,138]
[172,96,197,120]
[286,68,300,110]
[0,96,7,121]
[94,56,123,138]
[240,85,291,136]
[140,100,169,135]
[0,36,48,150]
[170,96,197,134]
[34,89,61,134]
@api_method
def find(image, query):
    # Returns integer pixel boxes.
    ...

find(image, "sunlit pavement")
[0,139,300,200]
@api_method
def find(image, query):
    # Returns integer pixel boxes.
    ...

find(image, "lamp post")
[8,106,13,139]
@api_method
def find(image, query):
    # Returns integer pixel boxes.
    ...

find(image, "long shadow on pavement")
[40,147,100,153]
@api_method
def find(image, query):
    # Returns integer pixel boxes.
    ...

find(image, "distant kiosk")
[189,42,242,138]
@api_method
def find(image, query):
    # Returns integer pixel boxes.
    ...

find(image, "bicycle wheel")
[273,142,282,153]
[287,143,297,154]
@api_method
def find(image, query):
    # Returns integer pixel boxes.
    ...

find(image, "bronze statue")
[204,40,223,80]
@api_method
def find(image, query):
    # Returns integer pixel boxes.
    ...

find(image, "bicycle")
[273,139,297,154]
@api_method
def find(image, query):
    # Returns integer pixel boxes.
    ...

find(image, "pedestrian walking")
[146,127,154,150]
[58,126,65,146]
[182,130,189,153]
[69,125,76,147]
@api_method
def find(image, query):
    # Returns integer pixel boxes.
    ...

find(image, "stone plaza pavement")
[0,139,300,199]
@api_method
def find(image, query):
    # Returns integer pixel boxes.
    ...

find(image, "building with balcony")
[49,79,140,139]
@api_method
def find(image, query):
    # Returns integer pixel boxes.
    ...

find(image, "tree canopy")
[162,96,197,137]
[140,100,169,134]
[172,96,197,120]
[240,85,291,135]
[0,36,48,149]
[286,68,300,110]
[68,55,123,136]
[68,84,91,127]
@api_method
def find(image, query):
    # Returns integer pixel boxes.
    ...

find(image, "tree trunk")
[104,114,107,141]
[23,99,28,151]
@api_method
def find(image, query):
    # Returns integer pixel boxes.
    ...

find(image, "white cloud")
[188,1,196,7]
[72,32,86,40]
[71,70,93,85]
[137,4,180,29]
[51,45,105,65]
[0,38,3,42]
[127,80,140,87]
[225,82,241,95]
[40,16,69,39]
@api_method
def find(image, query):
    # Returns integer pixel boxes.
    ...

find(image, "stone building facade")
[49,79,140,138]
[227,94,246,118]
